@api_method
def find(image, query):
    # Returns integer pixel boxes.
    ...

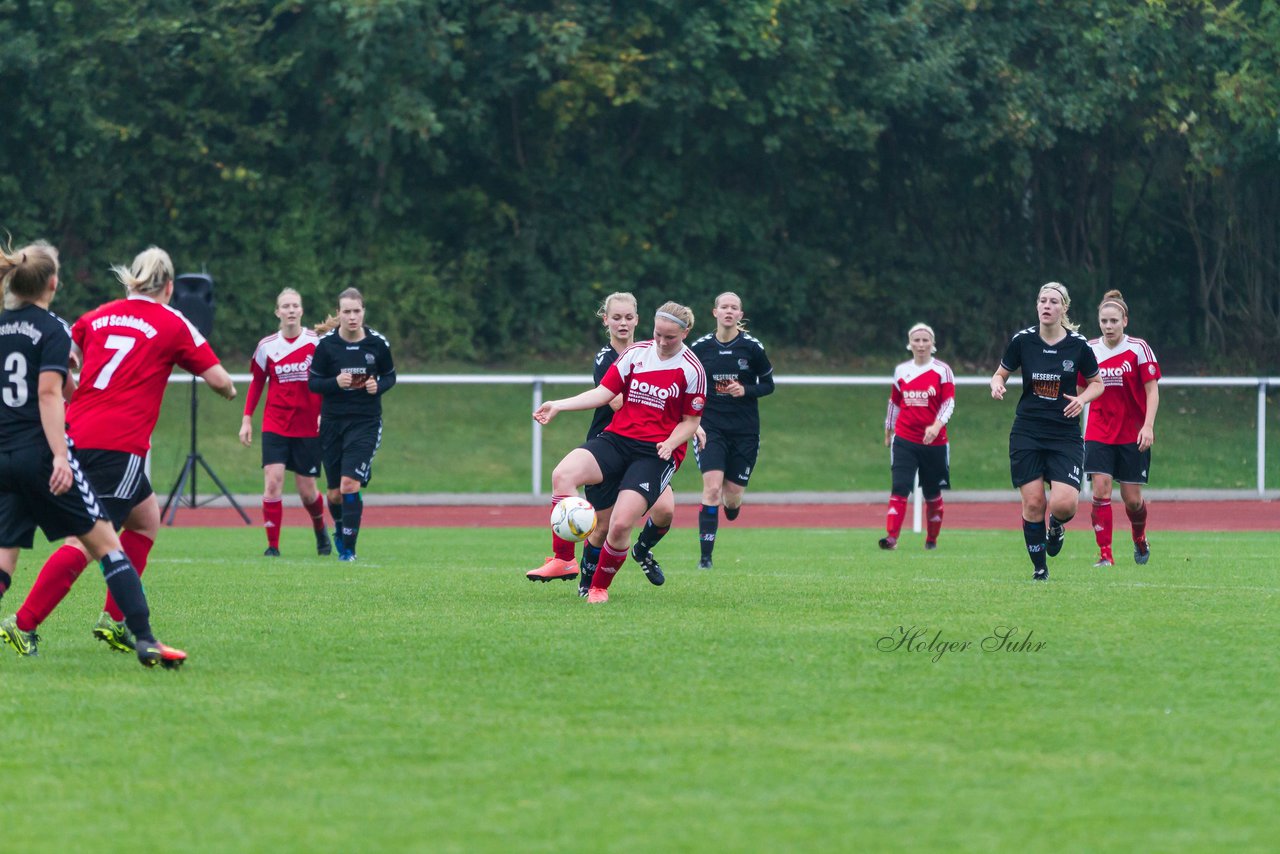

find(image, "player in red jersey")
[532,301,706,603]
[1,240,186,667]
[7,246,236,655]
[1082,289,1160,567]
[879,323,955,550]
[239,288,330,557]
[528,293,681,592]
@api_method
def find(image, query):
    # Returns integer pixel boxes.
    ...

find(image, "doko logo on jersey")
[902,387,937,406]
[1099,362,1133,387]
[629,377,681,409]
[274,355,313,382]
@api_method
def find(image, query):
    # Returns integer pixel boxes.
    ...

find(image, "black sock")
[1022,519,1048,571]
[580,542,602,574]
[0,568,10,598]
[100,550,154,642]
[724,505,740,521]
[342,492,363,554]
[329,498,343,535]
[635,519,670,554]
[699,504,719,560]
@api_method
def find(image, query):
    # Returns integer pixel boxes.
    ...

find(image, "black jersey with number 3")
[1000,327,1099,439]
[0,304,71,451]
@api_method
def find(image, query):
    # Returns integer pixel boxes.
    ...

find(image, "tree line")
[3,0,1277,369]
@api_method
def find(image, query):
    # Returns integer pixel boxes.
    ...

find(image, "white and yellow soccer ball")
[550,496,597,543]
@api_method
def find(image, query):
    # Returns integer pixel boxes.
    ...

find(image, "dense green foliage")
[4,527,1277,849]
[3,1,1278,367]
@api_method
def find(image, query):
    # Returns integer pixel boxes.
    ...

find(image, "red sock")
[1126,501,1148,541]
[925,497,944,543]
[303,494,327,533]
[886,494,908,539]
[104,530,154,622]
[590,542,629,590]
[550,495,577,561]
[1091,498,1113,549]
[263,499,283,548]
[16,545,90,632]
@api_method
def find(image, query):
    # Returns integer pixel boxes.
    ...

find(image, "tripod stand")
[162,374,251,525]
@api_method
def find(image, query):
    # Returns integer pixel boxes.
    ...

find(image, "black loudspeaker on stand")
[161,273,250,526]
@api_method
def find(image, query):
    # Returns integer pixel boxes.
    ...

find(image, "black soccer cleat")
[263,547,281,557]
[316,530,333,557]
[878,537,897,551]
[698,557,713,570]
[1033,567,1049,581]
[1134,537,1150,565]
[632,545,665,586]
[136,639,187,670]
[1046,519,1065,558]
[724,505,741,522]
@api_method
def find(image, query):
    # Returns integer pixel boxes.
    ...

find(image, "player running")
[689,292,774,570]
[879,323,954,551]
[240,288,330,557]
[1082,289,1160,567]
[532,302,706,603]
[990,282,1103,581]
[308,288,395,562]
[0,241,196,667]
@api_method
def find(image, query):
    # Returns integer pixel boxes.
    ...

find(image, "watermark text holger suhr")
[877,626,1046,663]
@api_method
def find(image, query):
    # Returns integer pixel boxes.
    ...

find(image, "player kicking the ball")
[531,302,705,603]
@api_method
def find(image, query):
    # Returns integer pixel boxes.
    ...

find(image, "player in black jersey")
[0,240,185,667]
[309,288,396,562]
[991,282,1103,581]
[689,292,774,569]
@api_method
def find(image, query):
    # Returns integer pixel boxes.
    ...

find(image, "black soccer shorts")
[580,432,677,513]
[1084,440,1150,484]
[321,417,382,489]
[0,447,108,548]
[890,436,951,497]
[694,427,760,487]
[72,447,154,528]
[262,431,322,477]
[1009,431,1085,491]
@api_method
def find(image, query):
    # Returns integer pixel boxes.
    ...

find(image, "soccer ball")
[550,497,596,543]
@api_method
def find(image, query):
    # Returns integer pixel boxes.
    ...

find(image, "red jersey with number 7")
[68,294,222,455]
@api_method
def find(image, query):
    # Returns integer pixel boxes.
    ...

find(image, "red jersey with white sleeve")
[68,294,221,455]
[1083,335,1160,445]
[885,358,955,445]
[601,340,707,461]
[244,330,322,437]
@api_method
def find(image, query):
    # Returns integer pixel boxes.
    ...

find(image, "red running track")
[166,500,1277,531]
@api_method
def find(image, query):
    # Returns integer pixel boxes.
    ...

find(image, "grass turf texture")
[1,527,1275,850]
[152,380,1280,494]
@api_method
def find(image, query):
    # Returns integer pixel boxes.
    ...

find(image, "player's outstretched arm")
[533,385,616,424]
[202,364,237,400]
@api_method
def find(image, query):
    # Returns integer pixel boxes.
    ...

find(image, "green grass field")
[151,379,1280,495]
[3,527,1276,851]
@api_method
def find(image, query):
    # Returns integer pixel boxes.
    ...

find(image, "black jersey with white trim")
[308,327,396,420]
[586,344,620,441]
[0,304,71,451]
[690,331,774,435]
[1000,326,1099,439]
